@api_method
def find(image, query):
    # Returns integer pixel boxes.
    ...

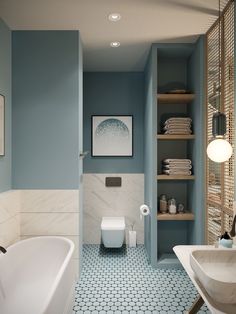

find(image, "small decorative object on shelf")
[168,198,177,214]
[177,203,185,214]
[159,194,168,214]
[162,158,192,176]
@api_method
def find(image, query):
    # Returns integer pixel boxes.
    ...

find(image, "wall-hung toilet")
[101,217,125,248]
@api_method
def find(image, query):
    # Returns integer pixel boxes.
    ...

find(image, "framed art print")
[0,95,5,156]
[92,115,133,157]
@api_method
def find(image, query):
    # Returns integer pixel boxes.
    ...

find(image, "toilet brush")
[128,222,137,248]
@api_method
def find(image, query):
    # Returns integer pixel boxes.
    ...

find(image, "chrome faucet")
[0,246,7,254]
[230,215,236,238]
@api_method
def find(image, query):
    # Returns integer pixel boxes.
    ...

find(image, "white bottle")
[168,198,177,214]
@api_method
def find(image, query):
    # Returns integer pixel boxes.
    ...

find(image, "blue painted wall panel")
[144,46,157,267]
[188,36,206,244]
[78,34,83,276]
[0,19,11,192]
[12,31,80,189]
[83,72,144,173]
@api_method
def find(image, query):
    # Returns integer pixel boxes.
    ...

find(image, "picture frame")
[91,115,133,157]
[0,94,5,156]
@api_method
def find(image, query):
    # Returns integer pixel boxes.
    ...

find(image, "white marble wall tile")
[21,213,79,236]
[83,174,144,244]
[0,214,20,247]
[21,190,79,213]
[0,190,20,224]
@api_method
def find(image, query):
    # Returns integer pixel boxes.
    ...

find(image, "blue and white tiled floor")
[73,245,210,314]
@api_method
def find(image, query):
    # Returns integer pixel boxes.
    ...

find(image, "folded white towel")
[163,123,191,129]
[165,117,192,124]
[164,124,191,130]
[163,164,192,170]
[163,169,192,176]
[163,159,192,164]
[164,129,192,134]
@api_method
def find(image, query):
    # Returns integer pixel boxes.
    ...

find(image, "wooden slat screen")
[206,0,234,244]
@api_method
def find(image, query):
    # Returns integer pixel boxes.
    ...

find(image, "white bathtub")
[0,236,76,314]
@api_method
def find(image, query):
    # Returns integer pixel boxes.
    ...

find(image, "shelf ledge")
[157,93,195,104]
[157,175,195,180]
[157,134,195,140]
[157,212,194,221]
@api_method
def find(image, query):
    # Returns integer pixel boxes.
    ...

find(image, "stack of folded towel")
[162,159,192,176]
[163,117,192,135]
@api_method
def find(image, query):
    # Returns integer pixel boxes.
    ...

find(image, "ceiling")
[0,0,228,71]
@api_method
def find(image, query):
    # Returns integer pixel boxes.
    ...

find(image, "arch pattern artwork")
[92,116,133,157]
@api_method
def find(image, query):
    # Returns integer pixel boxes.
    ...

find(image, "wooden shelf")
[157,93,195,104]
[157,212,194,221]
[157,175,195,180]
[157,134,195,140]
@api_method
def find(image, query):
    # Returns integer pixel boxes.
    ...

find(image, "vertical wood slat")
[206,1,234,244]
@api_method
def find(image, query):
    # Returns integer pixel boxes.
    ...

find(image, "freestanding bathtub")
[0,236,76,314]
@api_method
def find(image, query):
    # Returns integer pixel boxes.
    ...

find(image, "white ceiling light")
[108,13,121,22]
[110,41,120,48]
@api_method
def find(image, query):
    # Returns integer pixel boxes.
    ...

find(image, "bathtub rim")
[2,236,75,314]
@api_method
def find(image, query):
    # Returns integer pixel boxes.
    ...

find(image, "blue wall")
[83,72,144,173]
[0,19,12,192]
[188,36,206,244]
[144,46,157,267]
[12,31,81,189]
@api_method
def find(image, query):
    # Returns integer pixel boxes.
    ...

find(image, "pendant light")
[206,0,233,163]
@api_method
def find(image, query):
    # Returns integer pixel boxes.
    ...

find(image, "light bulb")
[110,41,120,48]
[108,13,121,22]
[207,138,233,163]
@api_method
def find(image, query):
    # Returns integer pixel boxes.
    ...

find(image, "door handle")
[79,151,89,159]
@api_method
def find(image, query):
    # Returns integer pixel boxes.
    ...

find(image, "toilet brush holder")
[129,231,137,248]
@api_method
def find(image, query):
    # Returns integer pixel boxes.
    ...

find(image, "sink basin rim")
[190,249,236,304]
[191,249,236,284]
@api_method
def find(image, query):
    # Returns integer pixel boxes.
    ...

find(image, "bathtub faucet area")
[0,246,7,254]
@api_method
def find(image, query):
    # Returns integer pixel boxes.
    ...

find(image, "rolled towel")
[163,169,192,176]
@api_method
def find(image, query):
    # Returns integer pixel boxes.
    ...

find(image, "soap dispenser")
[219,231,233,248]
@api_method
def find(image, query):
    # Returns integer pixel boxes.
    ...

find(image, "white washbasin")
[190,249,236,304]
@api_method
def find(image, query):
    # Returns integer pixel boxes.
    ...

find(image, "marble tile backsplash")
[0,190,20,247]
[0,189,80,275]
[84,174,144,244]
[20,190,80,276]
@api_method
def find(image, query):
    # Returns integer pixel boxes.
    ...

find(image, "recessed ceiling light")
[108,13,121,22]
[110,41,120,48]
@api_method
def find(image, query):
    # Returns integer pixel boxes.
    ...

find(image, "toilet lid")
[101,217,125,230]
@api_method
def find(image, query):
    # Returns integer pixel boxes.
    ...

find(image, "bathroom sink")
[190,249,236,304]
